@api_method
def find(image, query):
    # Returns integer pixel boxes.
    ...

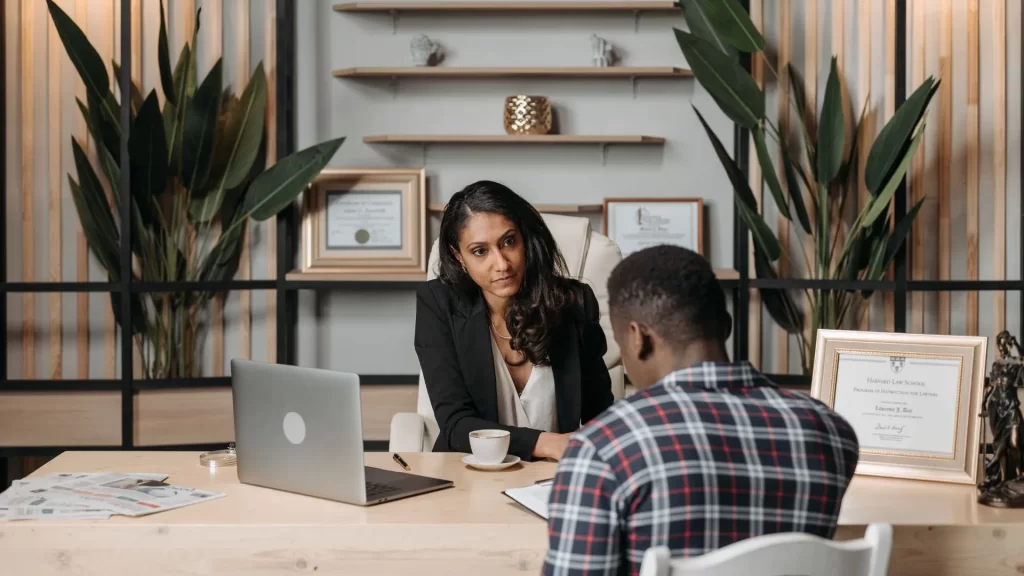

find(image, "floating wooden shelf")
[286,271,427,283]
[334,1,679,12]
[333,66,692,78]
[714,268,740,280]
[428,202,603,213]
[363,134,665,144]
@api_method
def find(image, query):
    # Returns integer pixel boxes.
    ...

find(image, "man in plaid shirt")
[542,245,860,576]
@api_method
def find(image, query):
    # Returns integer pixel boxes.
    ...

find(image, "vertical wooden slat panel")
[857,0,871,331]
[776,0,790,372]
[74,0,89,379]
[746,0,763,370]
[265,0,278,363]
[182,0,196,40]
[236,0,252,361]
[909,0,925,334]
[21,0,35,379]
[965,0,979,336]
[883,0,896,333]
[830,0,846,259]
[937,0,952,334]
[993,0,1007,334]
[48,1,62,378]
[801,0,817,355]
[131,0,142,379]
[205,0,224,377]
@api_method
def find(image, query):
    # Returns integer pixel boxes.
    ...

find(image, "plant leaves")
[67,177,118,274]
[674,29,764,130]
[695,0,765,52]
[753,246,803,334]
[111,60,144,114]
[182,59,223,191]
[779,131,812,234]
[158,0,175,106]
[816,57,844,185]
[677,0,736,58]
[835,95,870,188]
[737,200,782,264]
[753,125,791,221]
[167,43,193,172]
[129,90,169,224]
[786,64,817,171]
[70,138,120,271]
[85,91,122,166]
[881,196,927,272]
[45,0,121,144]
[190,63,267,223]
[236,137,346,223]
[860,126,925,228]
[865,77,938,193]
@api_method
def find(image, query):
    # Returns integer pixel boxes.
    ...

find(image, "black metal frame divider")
[1,1,1022,483]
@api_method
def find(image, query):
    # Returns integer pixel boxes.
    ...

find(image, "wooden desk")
[2,451,1024,576]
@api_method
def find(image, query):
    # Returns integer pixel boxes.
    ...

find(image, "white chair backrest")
[638,523,893,576]
[414,213,623,450]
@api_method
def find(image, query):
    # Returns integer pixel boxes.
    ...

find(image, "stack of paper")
[0,472,225,522]
[503,480,553,520]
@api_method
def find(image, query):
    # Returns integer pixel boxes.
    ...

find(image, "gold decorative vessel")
[503,95,552,135]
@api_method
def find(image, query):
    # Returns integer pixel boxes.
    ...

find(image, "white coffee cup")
[469,429,511,465]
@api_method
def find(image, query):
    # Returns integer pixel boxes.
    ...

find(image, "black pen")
[393,453,412,471]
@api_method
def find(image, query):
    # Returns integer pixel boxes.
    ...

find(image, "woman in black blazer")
[414,181,615,462]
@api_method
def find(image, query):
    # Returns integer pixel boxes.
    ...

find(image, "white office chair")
[389,213,624,453]
[637,523,893,576]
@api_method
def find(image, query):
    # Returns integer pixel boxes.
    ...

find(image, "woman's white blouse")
[490,335,558,432]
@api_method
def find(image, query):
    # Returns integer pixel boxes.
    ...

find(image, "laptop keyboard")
[366,481,400,498]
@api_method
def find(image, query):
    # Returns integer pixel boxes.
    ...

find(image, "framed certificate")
[810,329,987,485]
[300,168,426,273]
[602,198,703,256]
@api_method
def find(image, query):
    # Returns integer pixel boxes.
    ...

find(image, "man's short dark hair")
[607,245,731,343]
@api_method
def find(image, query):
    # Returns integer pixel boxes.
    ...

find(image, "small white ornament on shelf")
[410,34,442,66]
[590,34,614,67]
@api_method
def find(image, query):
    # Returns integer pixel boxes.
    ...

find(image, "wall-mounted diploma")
[326,191,404,250]
[832,352,963,459]
[602,198,703,256]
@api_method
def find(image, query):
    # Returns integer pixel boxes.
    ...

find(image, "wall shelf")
[428,202,603,213]
[364,134,664,165]
[286,271,427,283]
[333,2,679,13]
[333,66,691,78]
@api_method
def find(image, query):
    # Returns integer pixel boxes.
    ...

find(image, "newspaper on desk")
[0,472,225,521]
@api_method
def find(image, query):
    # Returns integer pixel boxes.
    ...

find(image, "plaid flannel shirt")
[541,361,860,576]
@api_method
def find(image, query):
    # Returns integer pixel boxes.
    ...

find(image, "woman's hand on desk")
[533,432,572,460]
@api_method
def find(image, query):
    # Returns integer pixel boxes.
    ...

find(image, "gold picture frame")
[601,197,704,256]
[809,329,987,485]
[300,168,427,274]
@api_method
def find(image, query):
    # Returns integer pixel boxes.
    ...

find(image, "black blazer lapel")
[551,320,581,433]
[453,293,498,421]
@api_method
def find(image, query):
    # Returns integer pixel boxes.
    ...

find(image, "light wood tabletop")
[3,451,1024,575]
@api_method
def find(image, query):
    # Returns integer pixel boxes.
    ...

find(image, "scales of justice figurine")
[978,330,1024,508]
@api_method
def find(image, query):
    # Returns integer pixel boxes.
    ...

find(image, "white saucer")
[462,454,521,471]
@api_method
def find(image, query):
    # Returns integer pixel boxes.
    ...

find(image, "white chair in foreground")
[638,523,893,576]
[389,213,624,453]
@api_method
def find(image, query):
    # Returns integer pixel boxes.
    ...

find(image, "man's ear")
[630,321,654,361]
[722,310,733,341]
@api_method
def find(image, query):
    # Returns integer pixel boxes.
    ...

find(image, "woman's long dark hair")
[437,180,581,366]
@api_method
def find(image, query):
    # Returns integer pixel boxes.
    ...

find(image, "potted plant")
[675,0,937,375]
[47,0,345,378]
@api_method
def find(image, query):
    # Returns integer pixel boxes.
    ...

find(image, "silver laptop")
[230,359,453,506]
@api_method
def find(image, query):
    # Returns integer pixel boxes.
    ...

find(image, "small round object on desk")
[462,454,521,471]
[199,444,237,469]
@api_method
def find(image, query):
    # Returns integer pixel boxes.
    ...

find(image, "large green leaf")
[835,96,870,188]
[235,137,346,223]
[70,139,120,272]
[865,77,938,193]
[85,91,122,166]
[677,0,736,58]
[737,200,782,264]
[753,125,791,221]
[111,60,144,114]
[675,29,764,130]
[881,196,927,271]
[190,64,267,223]
[68,178,118,274]
[816,57,844,185]
[158,0,175,106]
[695,0,765,53]
[167,43,193,172]
[860,127,925,228]
[130,90,169,223]
[46,0,121,144]
[786,64,817,171]
[693,107,757,212]
[779,131,812,234]
[182,59,223,191]
[753,246,803,334]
